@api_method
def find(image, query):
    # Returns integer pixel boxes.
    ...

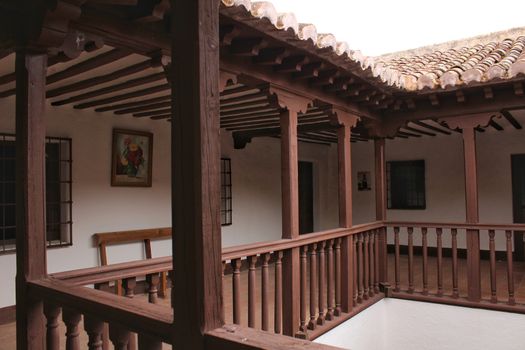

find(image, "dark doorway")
[511,154,525,260]
[299,161,314,234]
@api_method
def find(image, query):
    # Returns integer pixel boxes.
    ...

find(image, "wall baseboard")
[0,305,15,325]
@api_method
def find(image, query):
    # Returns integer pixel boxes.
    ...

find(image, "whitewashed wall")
[0,97,339,307]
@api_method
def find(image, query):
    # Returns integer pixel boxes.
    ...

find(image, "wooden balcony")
[2,221,523,349]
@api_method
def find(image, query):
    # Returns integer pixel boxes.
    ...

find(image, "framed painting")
[111,129,153,187]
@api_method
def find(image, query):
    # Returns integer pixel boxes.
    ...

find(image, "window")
[387,160,426,210]
[220,158,232,226]
[0,134,72,254]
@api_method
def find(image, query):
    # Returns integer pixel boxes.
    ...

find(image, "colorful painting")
[111,129,153,187]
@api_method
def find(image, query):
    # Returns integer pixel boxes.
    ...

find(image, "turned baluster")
[353,236,358,306]
[489,230,497,303]
[94,283,110,349]
[317,240,326,325]
[231,258,242,325]
[373,230,380,293]
[357,234,364,303]
[261,253,271,332]
[394,227,400,292]
[326,239,335,320]
[84,316,104,350]
[274,251,283,334]
[436,228,443,296]
[363,233,370,299]
[506,230,515,305]
[137,334,162,350]
[451,229,459,298]
[122,278,137,350]
[308,243,318,330]
[368,232,375,297]
[334,238,342,316]
[422,227,428,295]
[407,227,414,293]
[146,273,160,304]
[63,308,82,350]
[44,303,61,350]
[298,246,308,336]
[248,255,258,328]
[109,324,130,350]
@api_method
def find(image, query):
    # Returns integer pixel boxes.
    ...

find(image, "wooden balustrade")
[387,222,525,313]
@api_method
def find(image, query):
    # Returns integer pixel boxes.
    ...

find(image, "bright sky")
[271,0,525,56]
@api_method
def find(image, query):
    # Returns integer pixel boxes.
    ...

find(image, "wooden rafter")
[73,84,170,109]
[411,120,452,135]
[95,95,171,112]
[501,110,522,130]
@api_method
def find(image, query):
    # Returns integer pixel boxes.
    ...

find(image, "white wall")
[315,299,525,350]
[0,96,340,307]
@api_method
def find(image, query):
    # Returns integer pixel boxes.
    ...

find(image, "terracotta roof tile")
[221,0,525,91]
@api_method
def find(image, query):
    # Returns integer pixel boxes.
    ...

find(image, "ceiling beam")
[501,110,522,130]
[95,94,171,112]
[73,83,170,109]
[411,120,452,135]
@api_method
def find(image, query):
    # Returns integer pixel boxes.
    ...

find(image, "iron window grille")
[220,158,232,226]
[0,133,73,254]
[387,159,426,210]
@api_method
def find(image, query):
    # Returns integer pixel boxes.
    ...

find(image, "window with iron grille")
[387,160,426,210]
[0,134,73,254]
[220,158,232,226]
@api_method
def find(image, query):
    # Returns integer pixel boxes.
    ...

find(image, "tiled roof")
[221,0,525,92]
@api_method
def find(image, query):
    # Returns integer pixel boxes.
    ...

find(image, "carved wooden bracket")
[269,85,311,115]
[1,0,89,55]
[439,113,496,130]
[363,118,407,139]
[219,70,238,92]
[329,107,359,128]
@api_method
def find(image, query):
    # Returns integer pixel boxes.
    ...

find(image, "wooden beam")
[95,95,171,112]
[0,50,11,60]
[15,50,48,350]
[88,0,138,5]
[47,58,158,98]
[404,125,436,137]
[73,84,170,109]
[115,101,171,115]
[134,108,171,118]
[47,48,131,85]
[411,120,451,135]
[171,0,223,349]
[501,110,522,130]
[488,119,503,131]
[52,73,166,106]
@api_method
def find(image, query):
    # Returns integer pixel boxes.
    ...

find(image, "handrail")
[29,278,173,343]
[385,221,525,231]
[52,222,384,286]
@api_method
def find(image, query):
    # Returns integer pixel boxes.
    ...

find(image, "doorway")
[298,161,314,234]
[511,154,525,260]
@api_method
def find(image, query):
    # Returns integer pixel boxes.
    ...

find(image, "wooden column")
[15,50,48,350]
[333,109,358,313]
[374,138,388,283]
[273,87,310,337]
[171,0,223,348]
[441,114,492,302]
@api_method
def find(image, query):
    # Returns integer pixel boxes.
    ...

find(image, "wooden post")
[171,0,223,348]
[374,138,388,283]
[15,50,48,350]
[441,115,492,302]
[270,87,310,337]
[333,109,358,313]
[280,108,301,337]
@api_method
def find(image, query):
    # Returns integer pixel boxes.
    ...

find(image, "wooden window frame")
[0,133,73,254]
[387,159,426,210]
[220,157,232,226]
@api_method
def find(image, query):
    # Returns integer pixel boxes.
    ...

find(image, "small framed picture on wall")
[357,171,371,191]
[111,129,153,187]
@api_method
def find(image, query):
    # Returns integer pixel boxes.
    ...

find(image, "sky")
[270,0,525,56]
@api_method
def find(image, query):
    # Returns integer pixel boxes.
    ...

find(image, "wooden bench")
[93,227,172,297]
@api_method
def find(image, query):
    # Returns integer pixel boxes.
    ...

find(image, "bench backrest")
[93,227,172,265]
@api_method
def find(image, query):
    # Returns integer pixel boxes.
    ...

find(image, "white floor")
[314,299,525,350]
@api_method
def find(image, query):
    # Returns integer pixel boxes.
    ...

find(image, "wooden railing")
[42,221,385,349]
[385,221,525,313]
